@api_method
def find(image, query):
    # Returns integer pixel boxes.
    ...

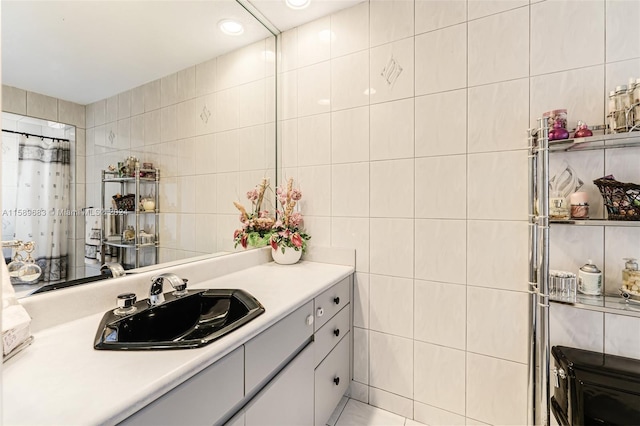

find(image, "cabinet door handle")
[333,328,340,337]
[316,307,324,318]
[333,377,340,386]
[334,297,340,305]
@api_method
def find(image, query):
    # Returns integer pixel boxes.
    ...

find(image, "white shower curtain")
[13,135,70,282]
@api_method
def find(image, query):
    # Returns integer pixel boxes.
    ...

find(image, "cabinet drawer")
[244,342,315,426]
[314,277,350,331]
[314,334,350,426]
[122,346,244,426]
[314,305,349,366]
[245,301,313,392]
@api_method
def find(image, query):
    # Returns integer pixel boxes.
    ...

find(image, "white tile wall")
[467,0,528,21]
[531,0,605,76]
[466,353,528,425]
[550,303,604,352]
[414,280,466,350]
[606,0,640,63]
[467,286,530,363]
[369,37,415,105]
[370,98,414,160]
[297,17,331,68]
[299,62,331,116]
[370,159,414,218]
[369,331,413,398]
[369,0,413,47]
[415,24,467,96]
[414,402,466,426]
[272,0,640,422]
[331,51,370,111]
[414,341,466,415]
[331,2,369,57]
[468,7,529,87]
[369,274,413,338]
[298,113,331,166]
[332,107,370,163]
[415,89,467,157]
[467,78,529,153]
[415,0,466,34]
[369,387,413,419]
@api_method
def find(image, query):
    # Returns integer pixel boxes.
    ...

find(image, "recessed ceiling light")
[219,19,244,36]
[285,0,311,10]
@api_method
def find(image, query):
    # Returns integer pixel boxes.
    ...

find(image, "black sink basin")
[94,289,264,350]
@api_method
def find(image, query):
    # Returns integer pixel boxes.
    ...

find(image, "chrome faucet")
[149,273,188,306]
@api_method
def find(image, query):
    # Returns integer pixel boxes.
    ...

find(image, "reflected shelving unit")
[528,122,640,425]
[100,167,160,269]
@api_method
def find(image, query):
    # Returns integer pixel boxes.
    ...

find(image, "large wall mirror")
[1,0,277,298]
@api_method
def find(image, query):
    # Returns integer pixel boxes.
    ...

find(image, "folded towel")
[2,259,32,356]
[2,305,31,356]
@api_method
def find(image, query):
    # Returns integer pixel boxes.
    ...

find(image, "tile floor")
[327,398,427,426]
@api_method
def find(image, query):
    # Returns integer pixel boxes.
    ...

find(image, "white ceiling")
[247,0,363,32]
[1,0,362,106]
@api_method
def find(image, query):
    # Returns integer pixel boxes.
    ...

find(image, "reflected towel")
[2,259,32,356]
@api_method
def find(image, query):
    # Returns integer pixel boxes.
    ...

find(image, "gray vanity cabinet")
[243,275,352,426]
[121,346,244,426]
[244,343,315,425]
[121,275,352,426]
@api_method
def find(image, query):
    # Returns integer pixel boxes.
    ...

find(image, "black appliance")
[551,345,640,425]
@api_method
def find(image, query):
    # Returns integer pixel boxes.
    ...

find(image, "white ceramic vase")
[271,246,302,265]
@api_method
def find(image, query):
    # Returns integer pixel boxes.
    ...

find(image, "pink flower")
[291,188,302,201]
[279,229,291,238]
[240,234,248,249]
[259,210,269,218]
[289,212,303,228]
[292,232,303,248]
[246,189,259,202]
[274,220,283,228]
[278,195,287,205]
[270,236,278,250]
[234,229,241,239]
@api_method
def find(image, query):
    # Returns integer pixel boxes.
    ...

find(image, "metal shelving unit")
[100,167,159,269]
[528,122,640,425]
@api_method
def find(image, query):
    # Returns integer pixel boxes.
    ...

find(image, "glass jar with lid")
[608,91,618,133]
[614,85,628,131]
[622,258,640,297]
[634,78,640,128]
[578,260,602,295]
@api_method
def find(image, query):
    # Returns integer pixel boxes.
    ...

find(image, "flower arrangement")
[270,178,310,253]
[233,178,274,249]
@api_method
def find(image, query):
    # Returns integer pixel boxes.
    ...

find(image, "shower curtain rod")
[2,129,70,142]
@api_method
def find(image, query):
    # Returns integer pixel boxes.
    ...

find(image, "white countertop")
[2,260,353,426]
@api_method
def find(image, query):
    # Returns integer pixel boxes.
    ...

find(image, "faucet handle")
[172,278,188,296]
[114,293,137,316]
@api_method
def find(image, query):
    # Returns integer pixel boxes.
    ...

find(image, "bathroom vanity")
[2,249,354,425]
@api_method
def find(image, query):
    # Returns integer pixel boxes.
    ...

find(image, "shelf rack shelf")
[528,122,640,425]
[543,130,640,152]
[100,167,160,269]
[550,219,640,227]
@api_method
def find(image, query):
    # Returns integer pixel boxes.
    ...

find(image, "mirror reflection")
[1,1,277,298]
